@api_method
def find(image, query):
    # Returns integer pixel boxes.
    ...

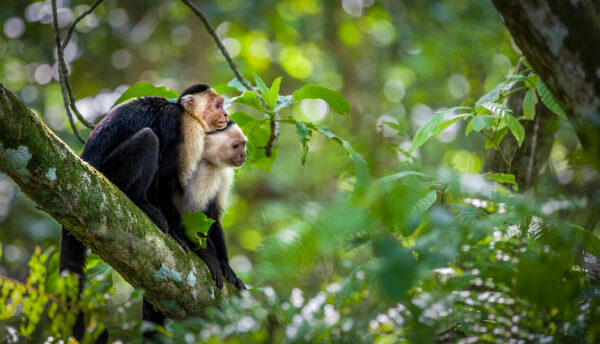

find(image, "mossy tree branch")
[0,83,231,318]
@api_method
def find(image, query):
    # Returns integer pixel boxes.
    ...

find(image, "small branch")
[481,131,512,170]
[181,0,280,157]
[525,114,540,188]
[265,117,280,157]
[51,0,95,141]
[62,0,104,49]
[181,0,254,93]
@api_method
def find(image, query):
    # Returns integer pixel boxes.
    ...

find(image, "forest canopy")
[1,0,599,343]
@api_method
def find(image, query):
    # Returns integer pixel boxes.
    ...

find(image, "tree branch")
[0,84,231,318]
[51,0,95,140]
[61,0,104,50]
[181,0,280,157]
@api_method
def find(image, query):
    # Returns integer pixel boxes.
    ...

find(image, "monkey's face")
[204,124,248,167]
[181,89,229,131]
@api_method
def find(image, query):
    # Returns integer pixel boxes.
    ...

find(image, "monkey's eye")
[216,102,222,109]
[232,144,239,149]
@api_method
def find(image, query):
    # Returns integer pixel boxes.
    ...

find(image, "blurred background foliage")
[1,0,599,343]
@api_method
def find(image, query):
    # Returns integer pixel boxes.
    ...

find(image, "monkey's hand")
[219,259,246,290]
[194,248,224,289]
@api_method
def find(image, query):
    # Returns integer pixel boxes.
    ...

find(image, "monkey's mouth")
[217,119,229,127]
[231,158,246,167]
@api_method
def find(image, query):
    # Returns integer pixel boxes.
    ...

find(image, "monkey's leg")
[59,228,87,339]
[101,128,168,232]
[208,221,246,289]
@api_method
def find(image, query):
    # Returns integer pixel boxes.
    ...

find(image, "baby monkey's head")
[203,121,247,168]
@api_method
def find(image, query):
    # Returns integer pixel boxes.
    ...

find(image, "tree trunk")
[0,83,231,318]
[492,0,600,170]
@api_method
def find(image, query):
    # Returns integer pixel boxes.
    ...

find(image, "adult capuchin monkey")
[59,84,229,343]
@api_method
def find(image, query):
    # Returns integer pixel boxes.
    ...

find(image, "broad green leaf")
[254,74,269,98]
[182,210,215,249]
[485,173,518,190]
[295,122,312,164]
[479,102,512,118]
[504,114,525,147]
[112,82,179,107]
[536,79,566,118]
[293,84,350,115]
[234,90,263,110]
[410,190,437,218]
[230,111,255,126]
[410,112,471,152]
[522,88,538,120]
[376,171,429,184]
[267,77,282,110]
[474,80,517,113]
[470,115,494,132]
[410,114,444,153]
[213,83,238,94]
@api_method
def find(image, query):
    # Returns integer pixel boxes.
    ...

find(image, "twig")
[481,131,512,170]
[181,0,280,157]
[51,0,86,143]
[62,0,104,49]
[181,0,254,93]
[525,114,540,188]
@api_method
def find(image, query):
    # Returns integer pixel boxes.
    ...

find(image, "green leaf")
[470,115,494,132]
[503,114,525,147]
[410,112,471,152]
[295,122,312,164]
[229,111,255,126]
[293,84,350,115]
[267,77,282,110]
[410,190,437,218]
[536,79,566,118]
[479,101,512,118]
[112,82,179,108]
[254,74,269,98]
[182,210,215,249]
[522,88,538,120]
[234,90,263,110]
[474,80,516,113]
[485,173,518,190]
[410,114,444,153]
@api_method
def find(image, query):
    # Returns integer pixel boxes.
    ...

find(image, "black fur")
[59,85,213,342]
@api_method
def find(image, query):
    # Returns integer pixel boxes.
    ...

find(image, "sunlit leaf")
[295,121,312,164]
[485,173,519,190]
[233,90,263,110]
[182,210,215,249]
[227,78,249,93]
[522,88,538,120]
[503,114,525,147]
[536,79,566,118]
[112,82,179,107]
[293,84,350,115]
[470,115,494,132]
[267,77,282,110]
[254,73,269,98]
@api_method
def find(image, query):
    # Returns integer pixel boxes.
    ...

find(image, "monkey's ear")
[180,95,194,113]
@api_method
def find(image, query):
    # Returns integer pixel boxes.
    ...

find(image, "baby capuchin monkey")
[183,120,248,289]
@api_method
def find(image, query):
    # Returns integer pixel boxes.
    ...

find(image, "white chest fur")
[184,160,233,213]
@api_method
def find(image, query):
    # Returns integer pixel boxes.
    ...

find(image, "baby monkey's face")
[203,123,247,168]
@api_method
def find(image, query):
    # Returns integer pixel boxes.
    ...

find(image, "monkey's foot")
[219,259,246,290]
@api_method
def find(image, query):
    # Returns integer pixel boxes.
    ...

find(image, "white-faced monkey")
[59,84,231,342]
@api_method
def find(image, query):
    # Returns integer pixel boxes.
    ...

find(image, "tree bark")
[0,83,231,318]
[492,0,600,170]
